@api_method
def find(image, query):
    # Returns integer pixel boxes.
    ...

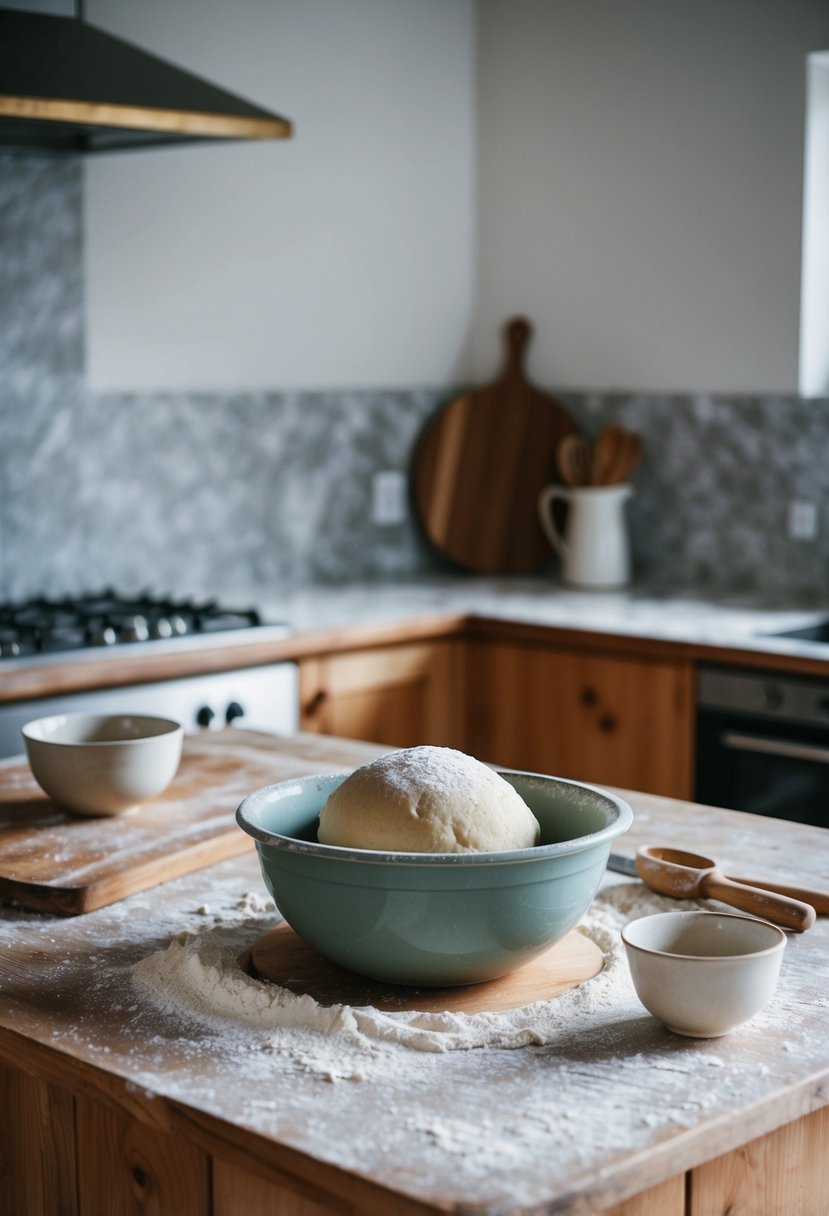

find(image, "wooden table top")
[0,730,827,1216]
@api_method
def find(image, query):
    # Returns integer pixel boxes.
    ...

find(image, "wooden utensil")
[589,425,625,485]
[720,875,829,916]
[635,846,816,932]
[245,921,603,1014]
[611,853,829,913]
[606,430,644,484]
[557,432,593,487]
[411,316,577,574]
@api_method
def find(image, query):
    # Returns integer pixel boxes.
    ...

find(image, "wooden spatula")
[606,431,644,484]
[590,425,627,485]
[556,433,593,486]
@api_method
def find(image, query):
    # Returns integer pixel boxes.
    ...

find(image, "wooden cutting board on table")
[0,730,380,916]
[412,316,576,573]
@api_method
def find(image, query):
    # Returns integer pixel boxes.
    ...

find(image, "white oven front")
[0,662,299,760]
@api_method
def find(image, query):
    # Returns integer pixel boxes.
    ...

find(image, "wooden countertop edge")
[466,615,829,674]
[0,1023,446,1216]
[0,1015,826,1216]
[0,613,472,704]
[4,606,829,705]
[552,1070,829,1216]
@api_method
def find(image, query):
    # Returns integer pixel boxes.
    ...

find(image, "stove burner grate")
[0,590,265,659]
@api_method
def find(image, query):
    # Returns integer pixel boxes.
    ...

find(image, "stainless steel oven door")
[0,662,298,760]
[695,665,829,829]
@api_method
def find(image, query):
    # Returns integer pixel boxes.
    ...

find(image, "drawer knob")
[304,690,328,716]
[581,687,598,707]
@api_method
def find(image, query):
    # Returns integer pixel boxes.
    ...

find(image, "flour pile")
[132,885,701,1055]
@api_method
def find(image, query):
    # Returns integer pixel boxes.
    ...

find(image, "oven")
[695,665,829,830]
[0,592,298,760]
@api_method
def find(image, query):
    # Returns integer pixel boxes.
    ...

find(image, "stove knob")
[120,614,149,643]
[0,639,21,657]
[196,706,216,729]
[225,701,245,725]
[87,625,117,647]
[169,614,189,636]
[151,617,174,640]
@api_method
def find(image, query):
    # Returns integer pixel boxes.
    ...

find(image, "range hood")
[0,9,293,156]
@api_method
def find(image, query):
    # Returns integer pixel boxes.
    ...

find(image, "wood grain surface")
[412,317,577,573]
[0,732,827,1216]
[0,729,379,916]
[247,923,603,1013]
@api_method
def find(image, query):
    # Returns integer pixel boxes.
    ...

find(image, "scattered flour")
[132,884,699,1056]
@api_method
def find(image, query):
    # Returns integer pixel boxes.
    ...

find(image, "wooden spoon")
[606,430,644,484]
[726,875,829,915]
[556,433,593,486]
[635,846,816,932]
[590,425,626,485]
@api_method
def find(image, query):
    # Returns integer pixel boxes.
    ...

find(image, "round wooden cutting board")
[412,316,577,574]
[244,922,604,1015]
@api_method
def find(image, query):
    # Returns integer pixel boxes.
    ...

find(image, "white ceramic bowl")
[621,910,786,1038]
[22,713,183,817]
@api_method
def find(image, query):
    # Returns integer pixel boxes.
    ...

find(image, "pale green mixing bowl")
[236,769,632,987]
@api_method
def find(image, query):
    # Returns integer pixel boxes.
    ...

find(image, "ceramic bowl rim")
[621,910,787,963]
[22,713,183,747]
[236,768,633,867]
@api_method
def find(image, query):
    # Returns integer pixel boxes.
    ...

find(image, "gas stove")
[0,590,298,759]
[0,590,290,663]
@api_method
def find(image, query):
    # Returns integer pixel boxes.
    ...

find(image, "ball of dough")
[317,746,541,854]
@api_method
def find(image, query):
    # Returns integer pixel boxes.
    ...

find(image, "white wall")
[800,53,829,397]
[84,0,476,392]
[474,0,829,394]
[83,1,829,397]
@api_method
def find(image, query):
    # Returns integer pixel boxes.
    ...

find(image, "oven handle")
[721,731,829,765]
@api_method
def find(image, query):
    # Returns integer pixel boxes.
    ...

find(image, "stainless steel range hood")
[0,9,293,156]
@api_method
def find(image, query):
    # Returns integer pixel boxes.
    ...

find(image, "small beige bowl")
[22,713,183,817]
[621,910,786,1038]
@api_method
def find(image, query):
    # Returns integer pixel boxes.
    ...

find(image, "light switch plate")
[371,470,407,526]
[788,500,818,541]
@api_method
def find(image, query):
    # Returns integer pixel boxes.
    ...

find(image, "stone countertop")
[250,577,829,663]
[4,578,829,708]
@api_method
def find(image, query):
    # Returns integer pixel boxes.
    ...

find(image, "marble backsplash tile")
[2,156,829,602]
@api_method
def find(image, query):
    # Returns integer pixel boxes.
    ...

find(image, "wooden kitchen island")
[0,730,827,1216]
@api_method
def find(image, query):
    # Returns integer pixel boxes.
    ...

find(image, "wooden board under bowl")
[245,921,604,1014]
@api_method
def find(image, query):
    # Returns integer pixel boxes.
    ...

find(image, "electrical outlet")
[788,500,818,541]
[371,470,407,526]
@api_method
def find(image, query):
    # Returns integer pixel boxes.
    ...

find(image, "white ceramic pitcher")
[538,483,633,589]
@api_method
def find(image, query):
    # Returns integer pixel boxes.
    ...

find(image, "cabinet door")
[299,640,468,751]
[471,642,693,798]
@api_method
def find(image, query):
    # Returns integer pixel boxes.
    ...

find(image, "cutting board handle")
[502,315,532,379]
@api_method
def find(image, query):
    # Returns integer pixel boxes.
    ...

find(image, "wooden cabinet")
[2,1058,827,1216]
[298,639,469,751]
[470,640,694,798]
[297,633,694,797]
